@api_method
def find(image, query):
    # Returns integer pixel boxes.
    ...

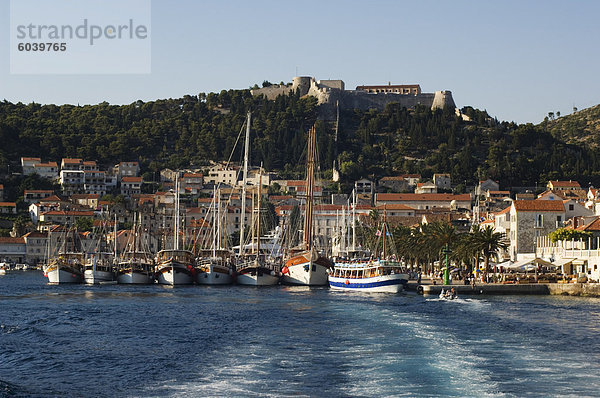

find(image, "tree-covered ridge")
[337,104,600,188]
[544,104,600,150]
[0,90,320,178]
[1,89,600,188]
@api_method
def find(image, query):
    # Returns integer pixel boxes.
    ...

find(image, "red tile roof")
[122,177,142,183]
[0,237,25,244]
[512,200,565,212]
[42,210,95,216]
[377,193,471,201]
[549,180,581,188]
[576,218,600,232]
[0,202,16,207]
[375,204,415,211]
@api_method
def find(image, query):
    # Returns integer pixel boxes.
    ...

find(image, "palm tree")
[471,225,508,273]
[426,221,462,283]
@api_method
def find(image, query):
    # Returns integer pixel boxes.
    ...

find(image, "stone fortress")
[251,76,456,118]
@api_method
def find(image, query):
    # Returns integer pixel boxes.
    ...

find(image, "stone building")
[509,200,565,261]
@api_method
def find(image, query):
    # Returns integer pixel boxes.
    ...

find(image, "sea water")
[1,271,600,397]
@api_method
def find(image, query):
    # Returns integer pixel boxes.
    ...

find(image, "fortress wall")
[340,91,436,111]
[317,80,345,91]
[251,85,293,100]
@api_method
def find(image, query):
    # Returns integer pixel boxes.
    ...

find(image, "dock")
[408,281,600,297]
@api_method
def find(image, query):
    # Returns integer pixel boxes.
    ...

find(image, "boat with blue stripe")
[328,259,408,293]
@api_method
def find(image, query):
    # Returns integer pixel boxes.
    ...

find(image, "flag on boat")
[376,230,382,236]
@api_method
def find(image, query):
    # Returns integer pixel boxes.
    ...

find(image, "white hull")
[281,261,329,286]
[196,268,233,285]
[236,271,279,286]
[46,268,83,284]
[117,271,154,284]
[328,274,408,293]
[156,265,194,285]
[84,269,115,284]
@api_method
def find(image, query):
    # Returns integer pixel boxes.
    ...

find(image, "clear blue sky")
[1,0,599,124]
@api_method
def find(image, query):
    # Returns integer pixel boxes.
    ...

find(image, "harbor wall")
[419,283,600,297]
[547,283,600,296]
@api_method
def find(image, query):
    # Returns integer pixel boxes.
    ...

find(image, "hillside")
[545,104,600,149]
[1,89,600,190]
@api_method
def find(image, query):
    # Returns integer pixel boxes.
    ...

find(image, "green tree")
[76,217,94,232]
[549,228,592,243]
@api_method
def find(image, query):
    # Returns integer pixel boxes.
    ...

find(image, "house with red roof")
[509,200,565,260]
[0,237,26,263]
[121,176,142,197]
[0,202,17,215]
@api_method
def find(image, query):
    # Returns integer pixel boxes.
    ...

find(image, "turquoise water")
[1,271,599,397]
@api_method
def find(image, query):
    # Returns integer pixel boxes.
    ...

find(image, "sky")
[1,0,599,124]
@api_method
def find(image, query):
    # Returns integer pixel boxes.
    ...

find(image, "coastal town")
[2,153,600,289]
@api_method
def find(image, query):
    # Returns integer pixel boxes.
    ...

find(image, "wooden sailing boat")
[117,213,155,284]
[281,125,332,286]
[44,225,85,284]
[235,112,280,286]
[196,187,233,285]
[84,218,116,284]
[155,174,195,285]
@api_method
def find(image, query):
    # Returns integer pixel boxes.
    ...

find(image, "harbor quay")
[410,280,600,297]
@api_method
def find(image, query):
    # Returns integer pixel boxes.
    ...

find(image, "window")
[535,214,543,228]
[557,216,562,223]
[569,204,574,211]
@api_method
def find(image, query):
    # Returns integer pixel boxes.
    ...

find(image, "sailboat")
[117,213,155,284]
[84,220,116,284]
[235,113,280,286]
[44,225,85,284]
[155,175,195,285]
[328,207,409,292]
[281,125,332,286]
[196,188,233,285]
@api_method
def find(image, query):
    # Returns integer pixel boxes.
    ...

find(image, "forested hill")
[1,89,600,188]
[544,104,600,150]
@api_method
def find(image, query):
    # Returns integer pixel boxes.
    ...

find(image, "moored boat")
[156,249,195,286]
[236,256,280,286]
[84,253,115,284]
[328,208,407,292]
[196,251,233,285]
[281,125,331,286]
[117,214,155,284]
[328,259,408,292]
[156,174,195,286]
[45,253,85,284]
[117,251,155,284]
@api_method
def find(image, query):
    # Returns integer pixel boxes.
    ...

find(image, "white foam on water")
[338,306,506,397]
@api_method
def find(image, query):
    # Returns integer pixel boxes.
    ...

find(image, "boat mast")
[382,205,387,260]
[304,125,316,251]
[113,214,117,258]
[256,167,262,257]
[217,188,222,251]
[239,112,251,256]
[212,186,217,258]
[352,188,356,251]
[174,174,179,251]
